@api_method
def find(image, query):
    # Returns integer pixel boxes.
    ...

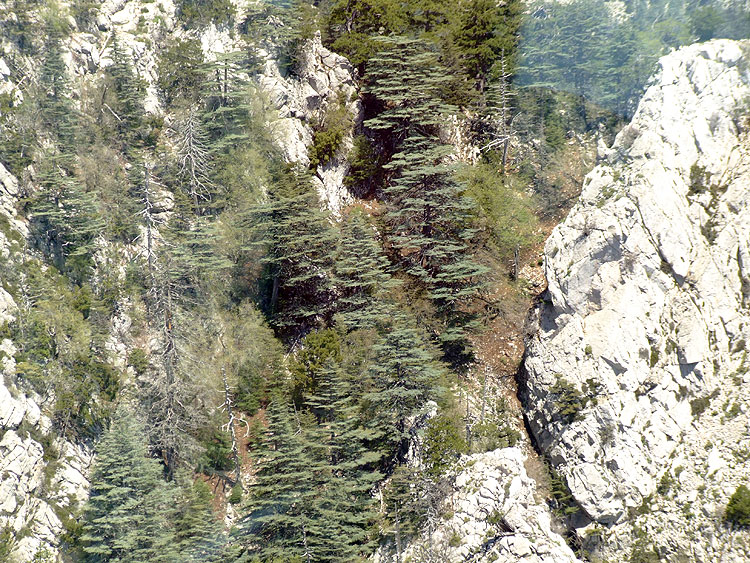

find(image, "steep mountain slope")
[523,39,750,561]
[0,2,362,560]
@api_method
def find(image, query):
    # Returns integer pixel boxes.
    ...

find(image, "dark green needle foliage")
[246,167,338,337]
[80,405,178,563]
[365,36,487,350]
[363,311,445,465]
[726,485,750,527]
[234,393,319,562]
[333,211,399,331]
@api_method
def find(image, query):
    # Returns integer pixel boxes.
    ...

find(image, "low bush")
[726,484,750,527]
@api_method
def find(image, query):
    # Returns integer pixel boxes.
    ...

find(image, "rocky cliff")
[523,39,750,561]
[1,162,93,561]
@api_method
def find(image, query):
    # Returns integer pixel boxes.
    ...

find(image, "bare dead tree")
[481,51,515,172]
[172,105,212,214]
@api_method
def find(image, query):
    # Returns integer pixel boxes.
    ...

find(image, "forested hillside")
[0,1,748,562]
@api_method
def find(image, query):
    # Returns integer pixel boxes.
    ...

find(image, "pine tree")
[234,393,320,562]
[173,474,225,560]
[302,361,381,561]
[363,311,445,465]
[332,211,398,331]
[105,34,146,149]
[450,0,521,95]
[38,28,77,150]
[245,167,338,337]
[365,36,487,348]
[80,405,177,563]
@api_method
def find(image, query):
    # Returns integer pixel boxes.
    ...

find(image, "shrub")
[308,96,353,170]
[127,348,149,376]
[726,484,750,527]
[423,413,468,475]
[551,376,589,423]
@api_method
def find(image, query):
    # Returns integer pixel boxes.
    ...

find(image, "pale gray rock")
[524,39,750,560]
[257,31,362,215]
[381,448,581,563]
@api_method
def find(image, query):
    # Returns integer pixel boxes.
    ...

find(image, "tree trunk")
[222,366,241,484]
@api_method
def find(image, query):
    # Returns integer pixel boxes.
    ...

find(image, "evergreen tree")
[80,405,177,563]
[245,167,338,337]
[38,28,77,150]
[365,36,487,348]
[235,393,320,562]
[105,34,146,149]
[302,361,381,561]
[363,311,444,465]
[332,211,398,331]
[450,0,521,95]
[174,475,225,560]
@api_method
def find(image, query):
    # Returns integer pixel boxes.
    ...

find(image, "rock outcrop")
[383,448,581,563]
[0,165,94,562]
[257,31,362,215]
[523,39,750,560]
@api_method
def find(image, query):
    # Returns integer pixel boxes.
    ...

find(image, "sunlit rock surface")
[524,39,750,560]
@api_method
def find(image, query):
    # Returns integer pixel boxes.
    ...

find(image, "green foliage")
[290,328,342,406]
[177,0,234,28]
[548,464,579,517]
[459,162,538,259]
[344,135,382,194]
[80,405,178,562]
[366,36,487,351]
[333,211,398,331]
[450,0,521,93]
[308,95,354,169]
[689,163,710,195]
[364,311,445,463]
[629,526,660,563]
[690,392,718,417]
[10,262,118,437]
[174,476,224,558]
[0,526,15,562]
[726,485,750,527]
[127,348,150,376]
[71,0,100,30]
[246,167,338,336]
[550,376,588,423]
[156,37,205,107]
[196,424,234,474]
[423,413,467,475]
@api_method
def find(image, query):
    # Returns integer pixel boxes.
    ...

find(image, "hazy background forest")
[0,0,748,561]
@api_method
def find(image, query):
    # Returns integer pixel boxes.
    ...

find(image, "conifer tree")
[450,0,521,95]
[80,405,177,563]
[174,474,225,560]
[235,393,320,562]
[246,167,338,337]
[302,361,381,561]
[365,36,487,348]
[332,211,398,331]
[38,29,77,150]
[105,34,146,149]
[363,311,445,465]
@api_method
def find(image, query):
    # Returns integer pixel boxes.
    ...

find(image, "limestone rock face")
[0,165,94,562]
[523,39,750,560]
[383,448,581,563]
[257,31,362,215]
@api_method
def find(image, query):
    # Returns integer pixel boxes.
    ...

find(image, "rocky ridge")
[523,39,750,561]
[383,448,581,563]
